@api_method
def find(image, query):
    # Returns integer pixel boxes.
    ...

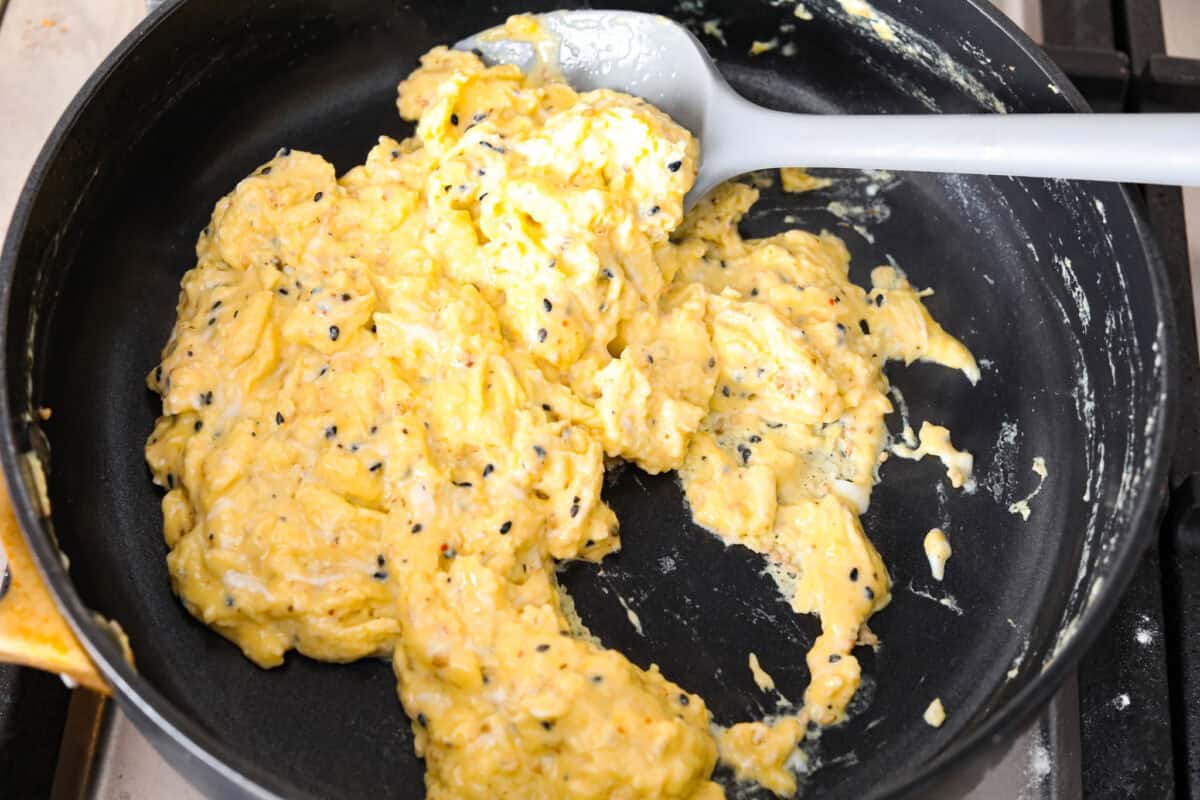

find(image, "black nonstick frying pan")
[0,0,1176,797]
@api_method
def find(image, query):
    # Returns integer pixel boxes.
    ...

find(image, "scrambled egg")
[145,36,975,799]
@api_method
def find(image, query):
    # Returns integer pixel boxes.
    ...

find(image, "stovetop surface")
[1,0,1198,798]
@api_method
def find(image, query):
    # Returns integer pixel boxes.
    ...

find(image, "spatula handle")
[714,97,1200,186]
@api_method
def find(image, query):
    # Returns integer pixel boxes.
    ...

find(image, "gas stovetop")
[1,0,1197,798]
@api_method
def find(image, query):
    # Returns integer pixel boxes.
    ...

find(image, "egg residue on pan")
[145,29,977,799]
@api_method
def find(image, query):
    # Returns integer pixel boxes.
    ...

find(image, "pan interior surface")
[3,0,1169,798]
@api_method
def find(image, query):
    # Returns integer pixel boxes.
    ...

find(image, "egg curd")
[145,41,976,800]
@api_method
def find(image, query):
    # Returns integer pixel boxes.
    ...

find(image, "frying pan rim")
[0,0,1178,798]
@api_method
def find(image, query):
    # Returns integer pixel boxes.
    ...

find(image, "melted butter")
[145,28,976,798]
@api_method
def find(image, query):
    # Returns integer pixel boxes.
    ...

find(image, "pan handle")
[0,487,108,693]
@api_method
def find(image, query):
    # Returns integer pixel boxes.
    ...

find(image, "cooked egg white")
[146,22,975,799]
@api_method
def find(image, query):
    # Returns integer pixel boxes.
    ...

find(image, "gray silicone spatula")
[456,10,1200,208]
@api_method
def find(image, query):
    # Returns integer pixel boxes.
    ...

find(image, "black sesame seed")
[261,166,272,175]
[541,721,554,731]
[722,386,731,397]
[499,520,512,534]
[602,268,614,279]
[341,293,351,302]
[201,391,214,406]
[412,523,423,533]
[453,481,473,488]
[751,288,759,297]
[211,300,223,310]
[569,502,580,518]
[391,150,400,159]
[749,435,762,443]
[829,654,842,663]
[668,160,682,172]
[543,298,552,312]
[865,586,875,600]
[224,596,234,607]
[707,357,716,369]
[590,675,604,684]
[329,325,340,341]
[678,693,689,705]
[313,191,323,202]
[537,328,548,343]
[377,554,386,567]
[166,473,175,489]
[450,113,459,126]
[275,412,285,425]
[737,444,752,464]
[369,462,383,472]
[483,463,494,478]
[646,354,654,364]
[194,420,203,432]
[278,287,289,296]
[849,568,859,582]
[279,147,291,156]
[541,403,552,412]
[536,643,550,652]
[154,365,163,383]
[649,205,660,215]
[208,317,216,326]
[874,294,885,307]
[859,319,871,335]
[533,445,546,458]
[443,547,457,560]
[373,570,388,581]
[417,713,427,727]
[325,425,337,439]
